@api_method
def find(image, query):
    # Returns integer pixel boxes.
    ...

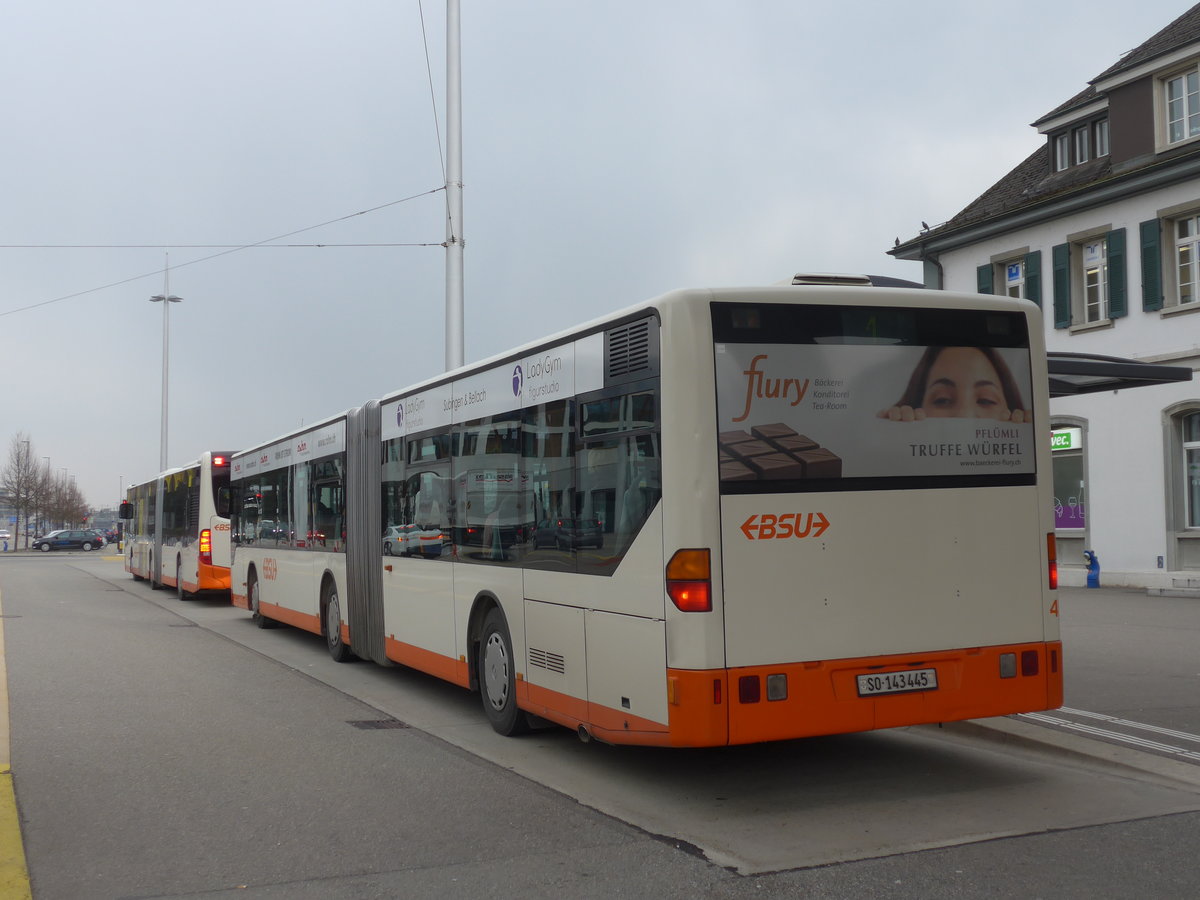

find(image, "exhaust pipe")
[577,725,592,743]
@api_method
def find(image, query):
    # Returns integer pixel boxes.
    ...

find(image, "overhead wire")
[418,0,454,242]
[3,4,455,321]
[0,188,445,319]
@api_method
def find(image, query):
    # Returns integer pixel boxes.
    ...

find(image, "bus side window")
[576,400,661,576]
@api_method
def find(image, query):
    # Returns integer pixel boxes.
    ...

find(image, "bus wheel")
[176,560,190,601]
[323,580,353,663]
[249,570,274,629]
[478,608,529,736]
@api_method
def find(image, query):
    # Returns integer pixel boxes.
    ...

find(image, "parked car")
[541,517,603,550]
[31,529,104,552]
[0,529,11,543]
[383,524,443,557]
[532,519,558,549]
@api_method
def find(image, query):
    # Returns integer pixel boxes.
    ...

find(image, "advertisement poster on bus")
[713,342,1036,483]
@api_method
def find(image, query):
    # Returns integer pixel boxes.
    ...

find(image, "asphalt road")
[2,553,1200,898]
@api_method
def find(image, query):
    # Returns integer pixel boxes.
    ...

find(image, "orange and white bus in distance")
[227,420,348,629]
[229,277,1061,747]
[121,451,235,600]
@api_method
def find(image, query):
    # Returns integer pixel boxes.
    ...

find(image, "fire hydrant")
[1084,550,1100,588]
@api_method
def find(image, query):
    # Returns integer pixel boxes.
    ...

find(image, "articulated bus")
[228,277,1062,746]
[122,451,235,599]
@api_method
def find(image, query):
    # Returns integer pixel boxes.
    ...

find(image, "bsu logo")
[740,512,829,540]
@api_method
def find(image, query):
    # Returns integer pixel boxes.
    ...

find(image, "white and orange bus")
[121,451,235,600]
[229,277,1063,746]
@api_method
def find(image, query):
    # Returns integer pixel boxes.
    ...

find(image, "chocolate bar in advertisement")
[796,447,842,478]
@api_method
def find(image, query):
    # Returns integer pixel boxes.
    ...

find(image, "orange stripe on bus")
[384,637,471,688]
[523,681,671,745]
[260,601,321,636]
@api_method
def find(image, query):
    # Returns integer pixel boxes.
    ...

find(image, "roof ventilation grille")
[606,319,653,379]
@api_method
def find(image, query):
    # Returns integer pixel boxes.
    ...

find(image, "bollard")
[1084,549,1100,588]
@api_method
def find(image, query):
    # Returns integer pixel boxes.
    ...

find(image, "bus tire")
[249,569,275,629]
[322,579,353,663]
[478,607,529,736]
[176,560,190,601]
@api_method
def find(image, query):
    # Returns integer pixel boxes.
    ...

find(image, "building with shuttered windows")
[893,4,1200,589]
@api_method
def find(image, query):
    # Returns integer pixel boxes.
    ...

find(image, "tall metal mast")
[445,0,464,371]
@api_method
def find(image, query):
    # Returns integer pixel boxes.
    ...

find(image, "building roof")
[1092,3,1200,82]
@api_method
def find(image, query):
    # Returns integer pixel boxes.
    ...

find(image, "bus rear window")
[712,303,1036,492]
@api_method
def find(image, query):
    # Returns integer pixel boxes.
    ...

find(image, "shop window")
[1184,412,1200,528]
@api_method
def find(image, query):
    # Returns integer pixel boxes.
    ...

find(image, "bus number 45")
[740,512,829,541]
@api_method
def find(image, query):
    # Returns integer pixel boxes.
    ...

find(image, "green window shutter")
[1052,243,1071,329]
[1024,250,1042,307]
[1107,228,1127,318]
[1140,218,1164,311]
[976,264,994,295]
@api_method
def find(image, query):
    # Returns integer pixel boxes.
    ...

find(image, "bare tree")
[44,471,88,529]
[1,433,40,548]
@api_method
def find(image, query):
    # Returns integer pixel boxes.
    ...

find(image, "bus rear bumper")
[666,641,1064,747]
[197,562,231,592]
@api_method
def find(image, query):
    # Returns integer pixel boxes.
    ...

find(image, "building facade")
[893,5,1200,588]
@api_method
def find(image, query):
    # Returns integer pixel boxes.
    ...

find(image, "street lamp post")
[57,468,66,530]
[149,259,181,586]
[21,439,29,549]
[41,457,49,535]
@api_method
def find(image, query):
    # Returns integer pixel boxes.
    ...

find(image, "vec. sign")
[740,512,829,541]
[1050,427,1082,452]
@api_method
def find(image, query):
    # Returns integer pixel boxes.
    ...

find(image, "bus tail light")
[1021,650,1039,676]
[666,548,711,612]
[739,676,760,703]
[1047,533,1058,591]
[200,528,213,565]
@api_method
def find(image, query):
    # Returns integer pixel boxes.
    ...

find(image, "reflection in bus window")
[310,457,344,549]
[456,413,524,565]
[382,435,452,561]
[580,390,656,438]
[577,432,661,576]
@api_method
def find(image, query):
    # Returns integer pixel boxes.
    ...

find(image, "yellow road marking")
[0,589,32,899]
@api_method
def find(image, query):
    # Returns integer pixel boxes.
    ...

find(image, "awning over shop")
[1047,352,1193,397]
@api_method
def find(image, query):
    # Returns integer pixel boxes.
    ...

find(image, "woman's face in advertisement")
[921,347,1009,419]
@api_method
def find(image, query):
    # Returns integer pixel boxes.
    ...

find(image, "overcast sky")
[1,0,1191,510]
